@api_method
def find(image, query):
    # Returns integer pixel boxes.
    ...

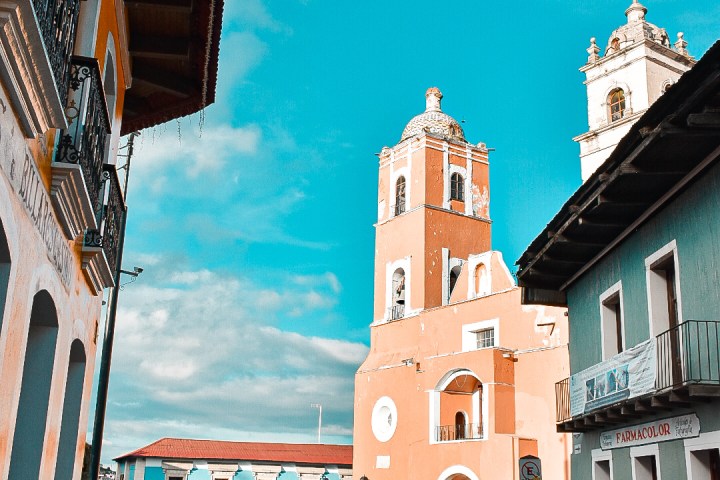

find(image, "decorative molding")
[0,1,67,137]
[81,245,113,295]
[50,162,97,239]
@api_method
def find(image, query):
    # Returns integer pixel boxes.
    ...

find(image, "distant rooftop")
[114,438,353,466]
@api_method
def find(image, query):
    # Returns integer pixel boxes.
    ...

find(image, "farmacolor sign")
[600,414,700,449]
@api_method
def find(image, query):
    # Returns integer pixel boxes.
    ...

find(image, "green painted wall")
[567,161,720,372]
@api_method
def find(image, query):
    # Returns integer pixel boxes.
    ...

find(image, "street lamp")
[311,403,322,444]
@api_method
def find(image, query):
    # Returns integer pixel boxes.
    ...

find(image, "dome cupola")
[400,87,465,143]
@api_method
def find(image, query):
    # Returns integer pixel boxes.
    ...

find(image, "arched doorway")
[54,339,87,480]
[437,465,480,480]
[8,290,59,480]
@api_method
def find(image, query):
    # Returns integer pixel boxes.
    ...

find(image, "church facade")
[352,88,570,479]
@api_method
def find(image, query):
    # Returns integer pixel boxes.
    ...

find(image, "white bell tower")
[574,0,695,181]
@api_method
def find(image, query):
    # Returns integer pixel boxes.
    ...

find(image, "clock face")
[371,396,397,442]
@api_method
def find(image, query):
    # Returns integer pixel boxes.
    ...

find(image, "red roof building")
[114,438,353,480]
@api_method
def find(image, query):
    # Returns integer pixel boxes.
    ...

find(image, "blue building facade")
[518,40,720,480]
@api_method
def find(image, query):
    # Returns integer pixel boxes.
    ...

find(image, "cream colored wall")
[0,0,128,478]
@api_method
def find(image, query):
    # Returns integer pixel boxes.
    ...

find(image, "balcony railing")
[55,56,111,214]
[556,320,720,429]
[436,423,483,442]
[84,165,126,272]
[657,320,720,390]
[388,304,405,321]
[32,0,81,107]
[394,202,406,216]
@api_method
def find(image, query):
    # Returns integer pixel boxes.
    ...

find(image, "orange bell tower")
[374,87,491,322]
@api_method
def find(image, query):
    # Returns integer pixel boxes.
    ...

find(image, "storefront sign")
[600,413,700,450]
[0,95,73,289]
[569,339,656,417]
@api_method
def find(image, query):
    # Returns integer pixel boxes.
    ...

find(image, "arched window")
[9,291,59,480]
[474,263,489,297]
[450,173,464,201]
[390,268,406,320]
[395,176,406,216]
[608,89,626,122]
[54,340,87,480]
[449,265,461,299]
[0,218,10,338]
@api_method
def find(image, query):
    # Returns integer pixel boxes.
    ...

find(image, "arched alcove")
[0,218,11,337]
[9,290,59,480]
[54,339,87,480]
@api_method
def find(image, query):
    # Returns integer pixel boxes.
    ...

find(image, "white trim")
[444,254,463,305]
[465,149,473,215]
[630,443,661,480]
[442,142,450,209]
[592,448,614,480]
[684,430,720,480]
[462,319,499,352]
[602,81,634,125]
[600,281,625,360]
[390,166,410,217]
[384,257,411,321]
[436,465,479,480]
[645,240,682,337]
[371,396,398,443]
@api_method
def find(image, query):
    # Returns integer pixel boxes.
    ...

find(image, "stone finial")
[675,32,690,57]
[425,87,443,112]
[587,37,600,63]
[625,0,647,23]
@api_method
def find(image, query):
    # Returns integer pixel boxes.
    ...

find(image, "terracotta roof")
[121,0,225,135]
[114,438,353,465]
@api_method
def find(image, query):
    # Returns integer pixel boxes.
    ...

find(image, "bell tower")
[373,87,491,323]
[574,0,695,180]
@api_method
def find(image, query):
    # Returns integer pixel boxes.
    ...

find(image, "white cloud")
[96,261,365,462]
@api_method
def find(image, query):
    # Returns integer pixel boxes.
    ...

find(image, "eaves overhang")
[121,0,224,135]
[517,40,720,305]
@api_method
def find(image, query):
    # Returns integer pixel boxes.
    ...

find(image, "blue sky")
[92,0,719,464]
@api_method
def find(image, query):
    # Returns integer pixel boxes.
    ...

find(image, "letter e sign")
[519,455,542,480]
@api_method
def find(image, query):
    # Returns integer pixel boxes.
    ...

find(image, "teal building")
[517,36,720,480]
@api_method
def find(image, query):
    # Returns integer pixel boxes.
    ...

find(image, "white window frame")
[384,257,411,321]
[645,240,682,338]
[466,252,493,299]
[391,167,410,217]
[462,319,499,352]
[630,443,661,480]
[600,281,625,360]
[592,448,614,480]
[442,248,464,305]
[684,430,720,480]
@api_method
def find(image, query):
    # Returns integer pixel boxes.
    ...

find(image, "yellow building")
[352,88,571,479]
[0,1,222,478]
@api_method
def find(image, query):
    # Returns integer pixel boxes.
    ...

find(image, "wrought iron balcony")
[394,202,406,216]
[55,56,111,214]
[436,423,483,442]
[388,304,405,321]
[85,165,126,271]
[32,0,81,107]
[556,320,720,432]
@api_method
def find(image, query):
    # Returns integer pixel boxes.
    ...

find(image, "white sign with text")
[600,413,700,450]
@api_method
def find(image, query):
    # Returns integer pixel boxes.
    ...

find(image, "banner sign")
[600,414,700,450]
[570,339,656,417]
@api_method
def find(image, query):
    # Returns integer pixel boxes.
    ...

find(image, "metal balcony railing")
[32,0,81,107]
[55,56,111,215]
[394,201,406,216]
[555,320,720,424]
[436,423,483,442]
[84,165,125,271]
[656,320,720,390]
[388,304,405,321]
